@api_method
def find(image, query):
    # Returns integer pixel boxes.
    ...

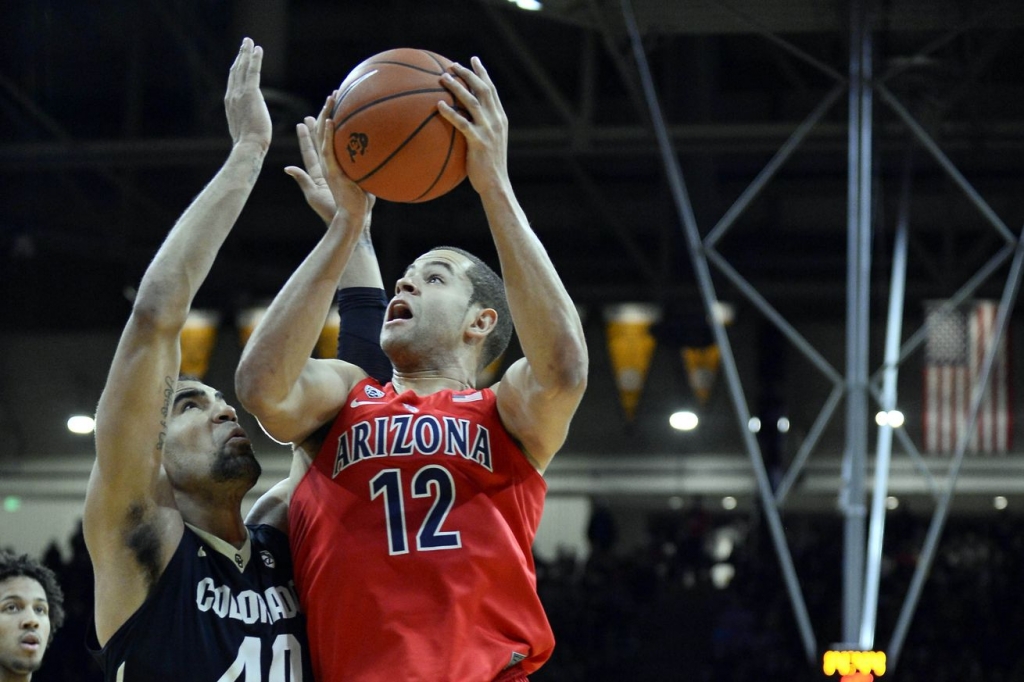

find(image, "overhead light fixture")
[508,0,542,10]
[875,410,905,427]
[721,496,737,510]
[67,415,95,435]
[669,410,698,431]
[994,496,1008,510]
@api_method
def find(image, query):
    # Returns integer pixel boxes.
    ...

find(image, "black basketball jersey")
[88,524,312,681]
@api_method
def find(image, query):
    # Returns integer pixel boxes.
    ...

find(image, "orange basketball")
[331,48,468,203]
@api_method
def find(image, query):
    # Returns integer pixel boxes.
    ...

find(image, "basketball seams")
[363,60,444,76]
[351,111,446,186]
[331,48,466,202]
[413,123,459,202]
[422,50,446,73]
[336,88,452,127]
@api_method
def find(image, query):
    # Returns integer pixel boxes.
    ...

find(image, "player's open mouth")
[387,300,413,322]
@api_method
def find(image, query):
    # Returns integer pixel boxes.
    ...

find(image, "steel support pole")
[887,224,1024,670]
[620,0,817,663]
[840,0,871,647]
[859,153,912,649]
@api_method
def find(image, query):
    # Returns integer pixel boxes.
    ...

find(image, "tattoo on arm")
[155,375,173,452]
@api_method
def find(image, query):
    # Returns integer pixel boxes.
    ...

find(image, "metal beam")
[621,0,818,664]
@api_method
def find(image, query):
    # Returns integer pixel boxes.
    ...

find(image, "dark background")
[5,0,1024,679]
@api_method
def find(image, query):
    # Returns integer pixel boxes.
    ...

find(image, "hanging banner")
[477,352,506,388]
[682,344,720,405]
[180,309,220,379]
[923,299,1012,455]
[315,308,342,359]
[604,303,660,423]
[236,304,268,350]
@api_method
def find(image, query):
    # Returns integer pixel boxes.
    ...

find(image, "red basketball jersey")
[290,378,554,682]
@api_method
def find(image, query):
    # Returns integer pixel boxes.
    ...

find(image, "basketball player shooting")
[235,56,589,681]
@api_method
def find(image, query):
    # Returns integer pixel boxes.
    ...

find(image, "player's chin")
[8,655,42,674]
[226,435,255,457]
[213,456,261,486]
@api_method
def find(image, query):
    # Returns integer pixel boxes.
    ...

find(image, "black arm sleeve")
[336,287,392,385]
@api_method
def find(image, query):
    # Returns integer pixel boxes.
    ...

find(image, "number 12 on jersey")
[370,465,463,555]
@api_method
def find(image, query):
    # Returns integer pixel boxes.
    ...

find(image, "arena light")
[721,496,737,510]
[669,410,698,431]
[509,0,542,10]
[885,496,899,510]
[747,416,761,433]
[874,410,905,427]
[710,562,735,589]
[777,416,790,433]
[994,496,1008,510]
[67,415,95,435]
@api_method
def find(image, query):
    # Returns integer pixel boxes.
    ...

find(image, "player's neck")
[178,499,248,548]
[391,371,474,396]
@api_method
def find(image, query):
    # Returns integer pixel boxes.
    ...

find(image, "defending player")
[83,38,312,681]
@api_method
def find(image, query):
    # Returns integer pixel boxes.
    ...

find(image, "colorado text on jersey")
[195,577,302,625]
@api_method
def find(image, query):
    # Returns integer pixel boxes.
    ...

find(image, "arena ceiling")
[4,1,1024,514]
[5,0,1024,333]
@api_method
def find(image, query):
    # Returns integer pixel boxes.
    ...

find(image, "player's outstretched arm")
[84,37,272,645]
[236,96,372,446]
[246,107,391,531]
[439,58,588,472]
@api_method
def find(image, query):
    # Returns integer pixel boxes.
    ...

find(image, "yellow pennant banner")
[236,304,268,350]
[315,309,342,359]
[682,344,720,405]
[477,353,506,388]
[604,303,659,423]
[180,309,220,379]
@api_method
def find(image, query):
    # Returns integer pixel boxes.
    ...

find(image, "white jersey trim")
[184,523,252,573]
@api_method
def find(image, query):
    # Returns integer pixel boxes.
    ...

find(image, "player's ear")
[466,307,497,341]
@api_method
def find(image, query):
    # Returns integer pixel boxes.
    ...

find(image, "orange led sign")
[822,650,886,677]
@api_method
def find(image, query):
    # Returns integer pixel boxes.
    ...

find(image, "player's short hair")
[0,550,65,639]
[430,246,512,374]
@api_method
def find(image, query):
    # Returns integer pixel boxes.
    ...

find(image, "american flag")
[923,300,1012,455]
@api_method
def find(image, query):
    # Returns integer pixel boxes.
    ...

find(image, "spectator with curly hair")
[0,550,64,681]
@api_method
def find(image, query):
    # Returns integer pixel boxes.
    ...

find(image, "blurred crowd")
[10,504,1024,682]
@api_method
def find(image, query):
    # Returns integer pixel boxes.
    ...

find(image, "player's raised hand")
[438,57,509,195]
[318,93,374,226]
[285,116,336,224]
[225,37,272,151]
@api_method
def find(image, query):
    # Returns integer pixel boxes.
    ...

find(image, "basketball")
[330,48,468,203]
